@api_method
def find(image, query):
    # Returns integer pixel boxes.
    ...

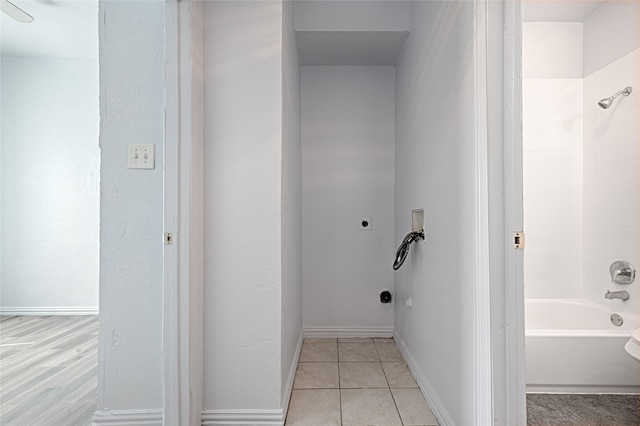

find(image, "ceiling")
[523,0,607,22]
[0,0,98,59]
[0,0,608,59]
[297,31,408,66]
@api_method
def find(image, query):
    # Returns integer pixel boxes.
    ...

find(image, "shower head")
[598,86,632,109]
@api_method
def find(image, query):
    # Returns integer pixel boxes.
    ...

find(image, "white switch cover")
[128,144,155,169]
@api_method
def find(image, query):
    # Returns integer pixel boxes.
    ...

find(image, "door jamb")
[163,1,204,425]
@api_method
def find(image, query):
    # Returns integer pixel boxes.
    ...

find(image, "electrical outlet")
[128,144,155,169]
[358,216,372,231]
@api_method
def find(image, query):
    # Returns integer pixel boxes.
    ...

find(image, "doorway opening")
[522,1,640,424]
[0,2,100,424]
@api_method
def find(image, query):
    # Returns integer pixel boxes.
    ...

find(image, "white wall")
[301,66,395,334]
[96,1,165,416]
[394,2,477,424]
[583,0,639,76]
[583,1,639,313]
[522,23,584,299]
[202,0,287,415]
[281,0,303,407]
[0,57,99,312]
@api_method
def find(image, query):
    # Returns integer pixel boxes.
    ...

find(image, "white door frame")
[162,0,525,424]
[473,0,494,423]
[164,1,204,425]
[484,0,527,424]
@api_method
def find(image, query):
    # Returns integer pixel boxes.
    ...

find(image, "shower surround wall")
[523,1,639,315]
[523,22,584,299]
[582,1,639,309]
[301,66,395,335]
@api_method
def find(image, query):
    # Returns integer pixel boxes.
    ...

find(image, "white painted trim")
[303,326,394,338]
[281,330,304,417]
[473,0,493,424]
[183,2,205,425]
[500,0,527,424]
[0,306,99,315]
[92,409,163,426]
[201,409,285,426]
[163,2,181,425]
[163,1,205,425]
[394,334,454,426]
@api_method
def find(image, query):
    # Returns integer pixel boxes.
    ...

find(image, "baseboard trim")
[201,330,302,426]
[92,409,163,425]
[394,333,455,426]
[0,306,99,315]
[201,409,284,425]
[282,329,304,417]
[304,326,394,338]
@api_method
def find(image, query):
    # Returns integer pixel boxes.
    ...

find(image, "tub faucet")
[605,290,630,301]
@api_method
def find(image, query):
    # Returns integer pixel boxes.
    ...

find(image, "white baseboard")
[201,330,302,426]
[282,329,304,417]
[394,333,454,426]
[0,306,99,315]
[92,409,163,425]
[201,409,284,425]
[304,326,394,338]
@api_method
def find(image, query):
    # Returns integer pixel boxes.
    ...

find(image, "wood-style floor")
[0,315,98,426]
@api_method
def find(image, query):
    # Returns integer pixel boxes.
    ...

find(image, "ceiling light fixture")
[0,0,34,23]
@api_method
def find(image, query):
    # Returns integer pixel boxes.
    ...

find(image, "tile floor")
[526,393,640,425]
[285,337,439,426]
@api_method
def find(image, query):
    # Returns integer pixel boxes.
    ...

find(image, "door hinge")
[164,232,173,245]
[514,232,524,249]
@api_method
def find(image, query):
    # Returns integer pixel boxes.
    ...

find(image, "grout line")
[339,388,343,426]
[374,340,405,425]
[388,386,405,426]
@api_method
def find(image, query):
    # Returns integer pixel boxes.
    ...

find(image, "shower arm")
[610,87,632,100]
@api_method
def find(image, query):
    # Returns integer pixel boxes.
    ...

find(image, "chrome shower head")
[598,86,632,109]
[598,98,613,109]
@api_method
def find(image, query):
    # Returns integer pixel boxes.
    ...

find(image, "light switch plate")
[128,144,155,169]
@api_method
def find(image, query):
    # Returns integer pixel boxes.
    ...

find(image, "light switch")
[128,144,155,169]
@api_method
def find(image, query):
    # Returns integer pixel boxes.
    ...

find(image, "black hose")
[393,230,424,270]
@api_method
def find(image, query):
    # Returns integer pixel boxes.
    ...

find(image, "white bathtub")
[525,298,640,393]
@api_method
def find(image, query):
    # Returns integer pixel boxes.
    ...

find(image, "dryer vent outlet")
[380,290,392,304]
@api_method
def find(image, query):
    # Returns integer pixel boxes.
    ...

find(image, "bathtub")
[525,298,640,393]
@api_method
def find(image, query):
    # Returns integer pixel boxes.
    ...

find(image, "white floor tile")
[375,342,403,362]
[338,343,378,361]
[391,388,438,425]
[382,362,418,388]
[294,362,339,389]
[341,388,402,426]
[339,362,387,389]
[286,389,341,426]
[300,342,338,362]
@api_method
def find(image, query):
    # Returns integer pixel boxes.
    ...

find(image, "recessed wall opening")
[301,65,396,337]
[202,1,498,424]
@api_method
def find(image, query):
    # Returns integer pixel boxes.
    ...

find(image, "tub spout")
[605,290,630,301]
